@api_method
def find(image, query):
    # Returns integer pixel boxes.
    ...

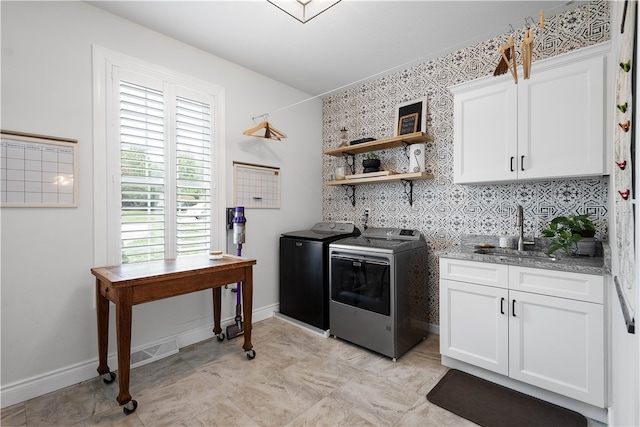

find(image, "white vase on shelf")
[409,143,425,173]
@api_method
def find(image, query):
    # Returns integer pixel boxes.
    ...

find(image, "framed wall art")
[394,96,428,136]
[1,130,78,207]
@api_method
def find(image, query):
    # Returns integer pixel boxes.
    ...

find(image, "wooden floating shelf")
[324,171,433,186]
[324,132,433,157]
[345,170,394,180]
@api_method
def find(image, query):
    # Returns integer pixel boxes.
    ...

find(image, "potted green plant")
[362,152,381,173]
[541,213,596,257]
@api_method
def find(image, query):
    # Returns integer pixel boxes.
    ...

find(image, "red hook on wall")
[619,189,630,200]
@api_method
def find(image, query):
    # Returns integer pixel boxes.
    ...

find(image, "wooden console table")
[91,254,257,415]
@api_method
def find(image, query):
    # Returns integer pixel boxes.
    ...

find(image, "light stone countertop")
[437,234,611,276]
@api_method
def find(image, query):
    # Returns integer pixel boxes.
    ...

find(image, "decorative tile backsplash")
[321,1,610,326]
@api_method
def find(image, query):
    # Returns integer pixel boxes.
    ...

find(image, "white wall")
[0,1,322,406]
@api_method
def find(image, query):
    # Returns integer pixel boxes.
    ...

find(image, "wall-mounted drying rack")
[323,132,433,206]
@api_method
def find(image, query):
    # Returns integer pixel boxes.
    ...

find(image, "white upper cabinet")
[453,78,518,183]
[518,54,605,180]
[451,43,610,184]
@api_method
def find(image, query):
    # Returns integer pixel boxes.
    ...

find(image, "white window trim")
[92,45,226,266]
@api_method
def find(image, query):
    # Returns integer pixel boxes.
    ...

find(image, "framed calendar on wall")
[233,162,281,209]
[1,130,78,207]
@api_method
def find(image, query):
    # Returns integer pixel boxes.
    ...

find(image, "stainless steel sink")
[473,249,558,262]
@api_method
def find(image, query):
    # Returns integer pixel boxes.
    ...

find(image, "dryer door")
[330,254,391,315]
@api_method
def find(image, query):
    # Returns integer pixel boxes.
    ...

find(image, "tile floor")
[1,317,602,426]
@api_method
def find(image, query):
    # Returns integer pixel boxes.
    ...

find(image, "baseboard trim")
[273,311,331,338]
[0,305,277,408]
[428,323,440,335]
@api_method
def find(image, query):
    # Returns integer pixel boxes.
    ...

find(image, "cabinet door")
[517,55,605,180]
[440,279,509,375]
[453,80,518,184]
[508,290,604,406]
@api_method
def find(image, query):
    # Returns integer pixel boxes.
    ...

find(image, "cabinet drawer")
[509,266,603,304]
[440,258,508,288]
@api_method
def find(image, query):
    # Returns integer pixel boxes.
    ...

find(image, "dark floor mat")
[426,369,587,427]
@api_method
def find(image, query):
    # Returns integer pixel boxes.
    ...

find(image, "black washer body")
[279,223,359,330]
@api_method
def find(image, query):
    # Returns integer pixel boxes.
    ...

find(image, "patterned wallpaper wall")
[321,1,611,326]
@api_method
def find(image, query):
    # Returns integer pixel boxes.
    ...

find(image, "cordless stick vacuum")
[227,206,246,340]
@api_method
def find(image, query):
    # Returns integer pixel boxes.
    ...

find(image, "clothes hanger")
[493,42,511,76]
[242,120,288,141]
[499,34,518,84]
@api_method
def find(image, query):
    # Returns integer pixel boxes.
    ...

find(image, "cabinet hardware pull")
[520,155,525,171]
[512,299,517,317]
[500,297,505,315]
[510,157,515,172]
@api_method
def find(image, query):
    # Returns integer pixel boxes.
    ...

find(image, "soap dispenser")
[499,231,509,248]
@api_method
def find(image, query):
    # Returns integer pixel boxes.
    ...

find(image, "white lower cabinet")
[440,279,509,375]
[440,258,605,407]
[508,289,604,406]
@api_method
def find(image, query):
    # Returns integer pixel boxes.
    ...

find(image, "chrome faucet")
[516,205,524,251]
[517,205,525,251]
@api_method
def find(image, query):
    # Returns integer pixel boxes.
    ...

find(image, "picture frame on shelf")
[394,96,427,136]
[398,112,419,135]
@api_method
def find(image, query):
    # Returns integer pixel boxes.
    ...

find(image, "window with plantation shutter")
[175,96,211,257]
[93,48,224,267]
[106,64,219,265]
[119,81,166,263]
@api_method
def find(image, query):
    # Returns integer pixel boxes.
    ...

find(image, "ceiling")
[86,1,587,96]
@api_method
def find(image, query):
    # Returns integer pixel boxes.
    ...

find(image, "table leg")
[212,287,223,338]
[115,287,134,406]
[96,279,111,377]
[241,267,253,352]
